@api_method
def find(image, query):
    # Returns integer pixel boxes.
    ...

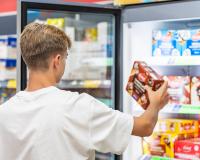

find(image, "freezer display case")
[18,0,200,160]
[0,35,17,104]
[18,0,121,160]
[122,1,200,160]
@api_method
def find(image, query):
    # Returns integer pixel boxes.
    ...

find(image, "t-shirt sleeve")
[89,98,133,155]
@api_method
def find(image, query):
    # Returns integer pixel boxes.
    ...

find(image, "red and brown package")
[174,138,200,160]
[126,61,164,109]
[165,76,191,105]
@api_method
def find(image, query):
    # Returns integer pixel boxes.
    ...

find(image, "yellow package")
[46,18,65,30]
[143,132,199,158]
[155,119,199,135]
[85,28,97,42]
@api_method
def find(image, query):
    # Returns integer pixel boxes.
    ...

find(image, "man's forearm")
[143,106,160,133]
[132,106,160,137]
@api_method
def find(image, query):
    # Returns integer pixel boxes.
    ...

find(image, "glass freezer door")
[26,9,115,108]
[20,1,121,160]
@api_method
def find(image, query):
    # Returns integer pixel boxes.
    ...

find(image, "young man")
[0,23,169,160]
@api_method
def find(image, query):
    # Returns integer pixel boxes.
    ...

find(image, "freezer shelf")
[160,104,200,114]
[140,155,175,160]
[80,57,113,67]
[131,103,200,114]
[141,57,200,66]
[58,80,111,89]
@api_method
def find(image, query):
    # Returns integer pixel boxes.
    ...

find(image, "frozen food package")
[126,61,164,110]
[152,30,182,57]
[143,130,199,158]
[143,132,183,158]
[182,29,200,56]
[174,138,200,160]
[154,119,199,135]
[165,76,191,104]
[191,77,200,105]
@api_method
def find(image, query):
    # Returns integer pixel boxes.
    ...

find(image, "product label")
[174,138,200,160]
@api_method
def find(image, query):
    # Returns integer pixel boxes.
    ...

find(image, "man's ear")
[53,54,61,69]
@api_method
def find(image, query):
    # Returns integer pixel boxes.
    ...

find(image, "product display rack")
[0,12,17,105]
[123,1,200,160]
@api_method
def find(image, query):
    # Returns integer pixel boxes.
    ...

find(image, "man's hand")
[146,81,169,110]
[132,81,169,137]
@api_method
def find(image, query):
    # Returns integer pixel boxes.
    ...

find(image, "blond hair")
[20,23,71,70]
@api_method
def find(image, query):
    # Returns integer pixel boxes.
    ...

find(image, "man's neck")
[26,70,56,91]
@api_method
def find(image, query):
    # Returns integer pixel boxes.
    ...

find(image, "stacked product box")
[181,29,200,56]
[143,119,199,158]
[174,138,200,160]
[0,35,17,81]
[46,18,65,30]
[0,35,17,59]
[152,29,200,57]
[0,35,17,104]
[152,30,182,56]
[165,76,191,105]
[191,77,200,105]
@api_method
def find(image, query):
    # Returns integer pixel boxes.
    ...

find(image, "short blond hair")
[20,23,71,70]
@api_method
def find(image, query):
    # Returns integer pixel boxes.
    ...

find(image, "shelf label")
[179,105,200,114]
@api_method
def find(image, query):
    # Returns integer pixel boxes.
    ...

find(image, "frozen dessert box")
[126,61,164,109]
[165,76,191,105]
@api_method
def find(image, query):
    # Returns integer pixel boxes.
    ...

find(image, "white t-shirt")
[0,86,133,160]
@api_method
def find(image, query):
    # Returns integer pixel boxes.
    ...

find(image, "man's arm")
[132,81,169,137]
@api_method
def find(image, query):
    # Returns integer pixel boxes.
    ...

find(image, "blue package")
[182,29,200,56]
[152,30,181,56]
[7,37,17,48]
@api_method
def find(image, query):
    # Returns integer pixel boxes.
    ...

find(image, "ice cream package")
[152,30,182,57]
[126,61,164,110]
[181,29,200,56]
[164,76,191,104]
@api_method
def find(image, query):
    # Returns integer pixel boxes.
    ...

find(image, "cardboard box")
[182,29,200,56]
[126,61,164,109]
[191,77,200,105]
[143,132,199,158]
[143,133,179,158]
[165,76,191,104]
[0,35,17,59]
[152,30,182,57]
[174,138,200,160]
[198,120,200,138]
[155,119,199,135]
[46,18,65,30]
